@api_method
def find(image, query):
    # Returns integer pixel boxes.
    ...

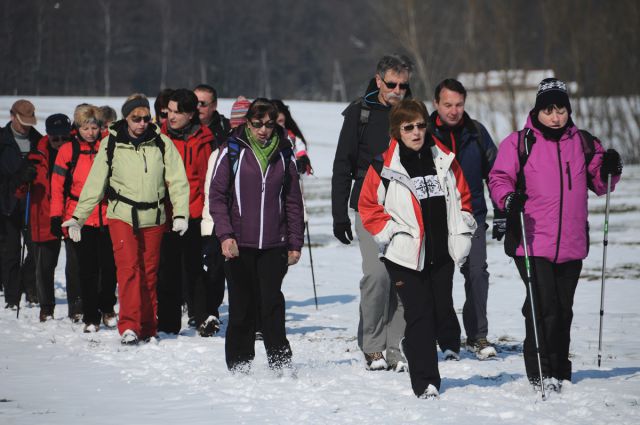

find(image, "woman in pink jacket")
[489,78,623,393]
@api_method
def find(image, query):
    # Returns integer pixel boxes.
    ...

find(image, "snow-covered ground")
[1,97,639,424]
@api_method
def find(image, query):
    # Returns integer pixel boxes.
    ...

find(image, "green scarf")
[245,127,280,174]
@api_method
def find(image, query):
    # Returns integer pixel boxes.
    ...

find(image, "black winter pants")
[224,247,291,371]
[199,233,227,321]
[71,226,117,325]
[514,256,581,382]
[385,259,455,395]
[157,218,203,333]
[0,210,36,305]
[64,238,83,316]
[34,239,61,309]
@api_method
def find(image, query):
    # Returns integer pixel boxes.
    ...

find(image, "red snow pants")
[109,219,165,339]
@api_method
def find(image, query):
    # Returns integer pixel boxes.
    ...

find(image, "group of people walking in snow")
[0,53,625,398]
[333,54,623,399]
[0,90,312,372]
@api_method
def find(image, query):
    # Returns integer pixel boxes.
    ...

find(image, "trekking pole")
[305,221,318,310]
[520,210,546,400]
[597,174,612,367]
[17,183,32,319]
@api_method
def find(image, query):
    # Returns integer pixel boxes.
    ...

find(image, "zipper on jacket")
[554,144,564,262]
[566,162,572,190]
[259,164,270,249]
[142,148,148,173]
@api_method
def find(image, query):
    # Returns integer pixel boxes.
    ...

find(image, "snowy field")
[1,96,639,424]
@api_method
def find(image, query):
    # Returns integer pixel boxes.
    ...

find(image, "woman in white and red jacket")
[359,99,476,399]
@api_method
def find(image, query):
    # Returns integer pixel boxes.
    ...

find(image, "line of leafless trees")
[1,0,638,160]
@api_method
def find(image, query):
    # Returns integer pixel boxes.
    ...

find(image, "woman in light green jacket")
[63,94,189,345]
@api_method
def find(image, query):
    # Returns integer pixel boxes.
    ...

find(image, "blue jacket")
[430,112,496,221]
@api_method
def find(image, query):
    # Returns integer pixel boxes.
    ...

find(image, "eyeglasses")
[158,111,168,119]
[401,122,427,132]
[382,79,410,90]
[131,115,152,123]
[197,101,213,108]
[249,120,276,129]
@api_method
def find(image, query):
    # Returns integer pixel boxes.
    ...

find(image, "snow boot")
[364,352,388,371]
[418,384,440,399]
[102,312,117,328]
[466,337,497,360]
[198,315,221,337]
[443,349,460,361]
[83,323,100,333]
[121,329,139,345]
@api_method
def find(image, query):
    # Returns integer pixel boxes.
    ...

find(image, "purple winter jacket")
[489,116,620,263]
[209,126,304,251]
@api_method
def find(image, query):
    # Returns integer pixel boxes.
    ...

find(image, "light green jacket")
[73,121,189,228]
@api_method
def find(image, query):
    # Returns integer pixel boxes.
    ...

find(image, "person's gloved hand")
[50,216,63,239]
[296,155,313,175]
[172,217,188,236]
[333,221,353,245]
[18,160,37,184]
[600,149,623,181]
[62,217,82,242]
[504,191,528,215]
[492,209,507,241]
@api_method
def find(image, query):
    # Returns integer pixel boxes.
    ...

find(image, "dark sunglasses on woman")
[131,115,152,123]
[401,122,427,132]
[249,120,276,129]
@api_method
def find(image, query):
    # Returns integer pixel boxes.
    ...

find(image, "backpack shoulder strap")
[62,139,81,199]
[578,129,596,165]
[515,128,536,191]
[357,97,370,141]
[106,134,116,181]
[370,153,389,191]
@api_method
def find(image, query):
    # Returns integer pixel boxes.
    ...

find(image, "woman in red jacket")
[28,114,72,322]
[50,105,117,333]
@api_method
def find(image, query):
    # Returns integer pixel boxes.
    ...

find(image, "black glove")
[492,209,507,241]
[50,216,63,239]
[600,149,623,181]
[18,160,37,184]
[333,221,353,245]
[296,155,313,175]
[504,191,528,215]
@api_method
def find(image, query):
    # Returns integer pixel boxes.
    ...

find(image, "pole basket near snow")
[597,174,612,367]
[520,210,547,401]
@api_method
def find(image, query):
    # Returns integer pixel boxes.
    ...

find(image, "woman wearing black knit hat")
[489,78,623,394]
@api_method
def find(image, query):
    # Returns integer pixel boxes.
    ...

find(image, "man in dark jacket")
[194,84,231,148]
[430,78,498,360]
[331,54,413,371]
[0,99,41,310]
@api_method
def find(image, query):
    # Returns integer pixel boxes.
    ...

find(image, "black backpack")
[62,138,98,202]
[503,128,596,257]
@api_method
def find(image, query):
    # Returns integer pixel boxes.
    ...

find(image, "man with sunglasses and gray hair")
[331,54,413,371]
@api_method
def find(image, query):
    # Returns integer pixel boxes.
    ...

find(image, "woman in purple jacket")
[489,78,623,392]
[210,98,304,373]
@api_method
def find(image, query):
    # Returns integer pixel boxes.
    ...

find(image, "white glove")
[172,217,188,236]
[62,218,82,242]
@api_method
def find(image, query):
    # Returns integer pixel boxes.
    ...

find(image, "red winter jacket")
[27,136,59,242]
[162,123,213,220]
[50,137,108,227]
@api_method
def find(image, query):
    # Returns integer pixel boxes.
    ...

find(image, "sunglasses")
[158,111,168,119]
[401,122,427,132]
[197,101,213,108]
[249,120,276,129]
[382,79,410,90]
[50,136,68,142]
[131,115,152,123]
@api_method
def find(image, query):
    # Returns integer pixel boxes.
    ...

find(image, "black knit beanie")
[534,78,571,114]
